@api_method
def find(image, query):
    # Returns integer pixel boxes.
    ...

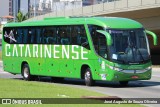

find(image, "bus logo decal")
[4,30,17,43]
[5,44,88,60]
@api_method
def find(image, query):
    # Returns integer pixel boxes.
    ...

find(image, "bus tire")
[119,81,129,86]
[22,64,33,81]
[84,68,94,86]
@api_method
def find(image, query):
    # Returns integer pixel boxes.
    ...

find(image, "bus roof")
[4,17,143,29]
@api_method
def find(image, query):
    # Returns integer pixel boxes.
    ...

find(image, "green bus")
[2,17,157,86]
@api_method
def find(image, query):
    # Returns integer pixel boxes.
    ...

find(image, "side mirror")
[96,30,112,46]
[145,30,158,45]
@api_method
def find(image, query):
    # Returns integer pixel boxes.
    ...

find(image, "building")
[0,0,15,22]
[82,0,118,6]
[20,0,30,14]
[52,0,82,12]
[29,0,52,18]
[12,0,21,19]
[9,0,13,16]
[0,0,10,18]
[0,0,29,22]
[0,0,117,20]
[29,0,82,18]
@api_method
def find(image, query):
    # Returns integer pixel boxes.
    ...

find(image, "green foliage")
[16,11,28,22]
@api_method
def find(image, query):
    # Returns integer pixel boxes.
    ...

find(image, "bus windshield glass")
[107,29,150,64]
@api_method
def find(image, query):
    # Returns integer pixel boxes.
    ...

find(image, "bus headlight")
[108,65,123,71]
[146,66,152,71]
[114,67,123,71]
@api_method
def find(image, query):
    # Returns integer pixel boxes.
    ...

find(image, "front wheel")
[119,81,129,86]
[84,68,95,86]
[22,64,34,81]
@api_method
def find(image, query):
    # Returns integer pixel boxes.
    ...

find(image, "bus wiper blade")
[136,48,145,63]
[117,59,125,64]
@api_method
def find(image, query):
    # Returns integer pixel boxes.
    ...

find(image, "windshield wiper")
[117,59,126,64]
[136,48,145,63]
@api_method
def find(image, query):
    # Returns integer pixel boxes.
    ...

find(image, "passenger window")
[23,29,28,44]
[3,25,90,49]
[36,28,42,44]
[88,25,107,58]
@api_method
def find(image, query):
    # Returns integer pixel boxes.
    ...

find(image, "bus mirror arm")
[96,30,112,46]
[145,30,158,45]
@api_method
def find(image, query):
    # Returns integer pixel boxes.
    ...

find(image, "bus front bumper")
[98,68,152,81]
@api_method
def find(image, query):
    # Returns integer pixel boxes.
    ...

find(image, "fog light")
[115,75,118,78]
[108,65,123,71]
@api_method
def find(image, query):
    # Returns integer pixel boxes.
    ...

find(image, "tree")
[16,11,28,22]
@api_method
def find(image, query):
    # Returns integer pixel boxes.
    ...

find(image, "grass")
[0,78,143,107]
[0,78,104,98]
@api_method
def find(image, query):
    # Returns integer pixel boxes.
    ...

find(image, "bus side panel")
[27,57,45,76]
[44,58,60,77]
[3,44,22,74]
[59,59,74,77]
[18,45,46,76]
[3,57,22,74]
[45,58,74,78]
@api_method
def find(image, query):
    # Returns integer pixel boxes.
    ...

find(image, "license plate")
[131,76,139,79]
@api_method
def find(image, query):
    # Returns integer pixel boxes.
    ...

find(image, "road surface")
[0,61,159,107]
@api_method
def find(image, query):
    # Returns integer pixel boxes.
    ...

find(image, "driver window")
[88,25,107,58]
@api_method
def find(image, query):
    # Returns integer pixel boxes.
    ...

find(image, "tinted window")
[88,25,107,58]
[3,27,17,44]
[3,25,90,50]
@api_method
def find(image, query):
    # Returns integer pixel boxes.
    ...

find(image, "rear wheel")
[22,64,34,81]
[119,81,129,86]
[84,68,95,86]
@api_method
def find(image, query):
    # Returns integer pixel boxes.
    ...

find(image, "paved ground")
[0,61,159,107]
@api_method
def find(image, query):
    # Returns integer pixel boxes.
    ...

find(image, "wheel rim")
[85,71,90,81]
[23,67,29,78]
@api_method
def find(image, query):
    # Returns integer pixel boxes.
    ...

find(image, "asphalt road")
[0,61,159,107]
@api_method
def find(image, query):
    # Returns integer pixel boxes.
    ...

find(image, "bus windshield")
[107,29,150,64]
